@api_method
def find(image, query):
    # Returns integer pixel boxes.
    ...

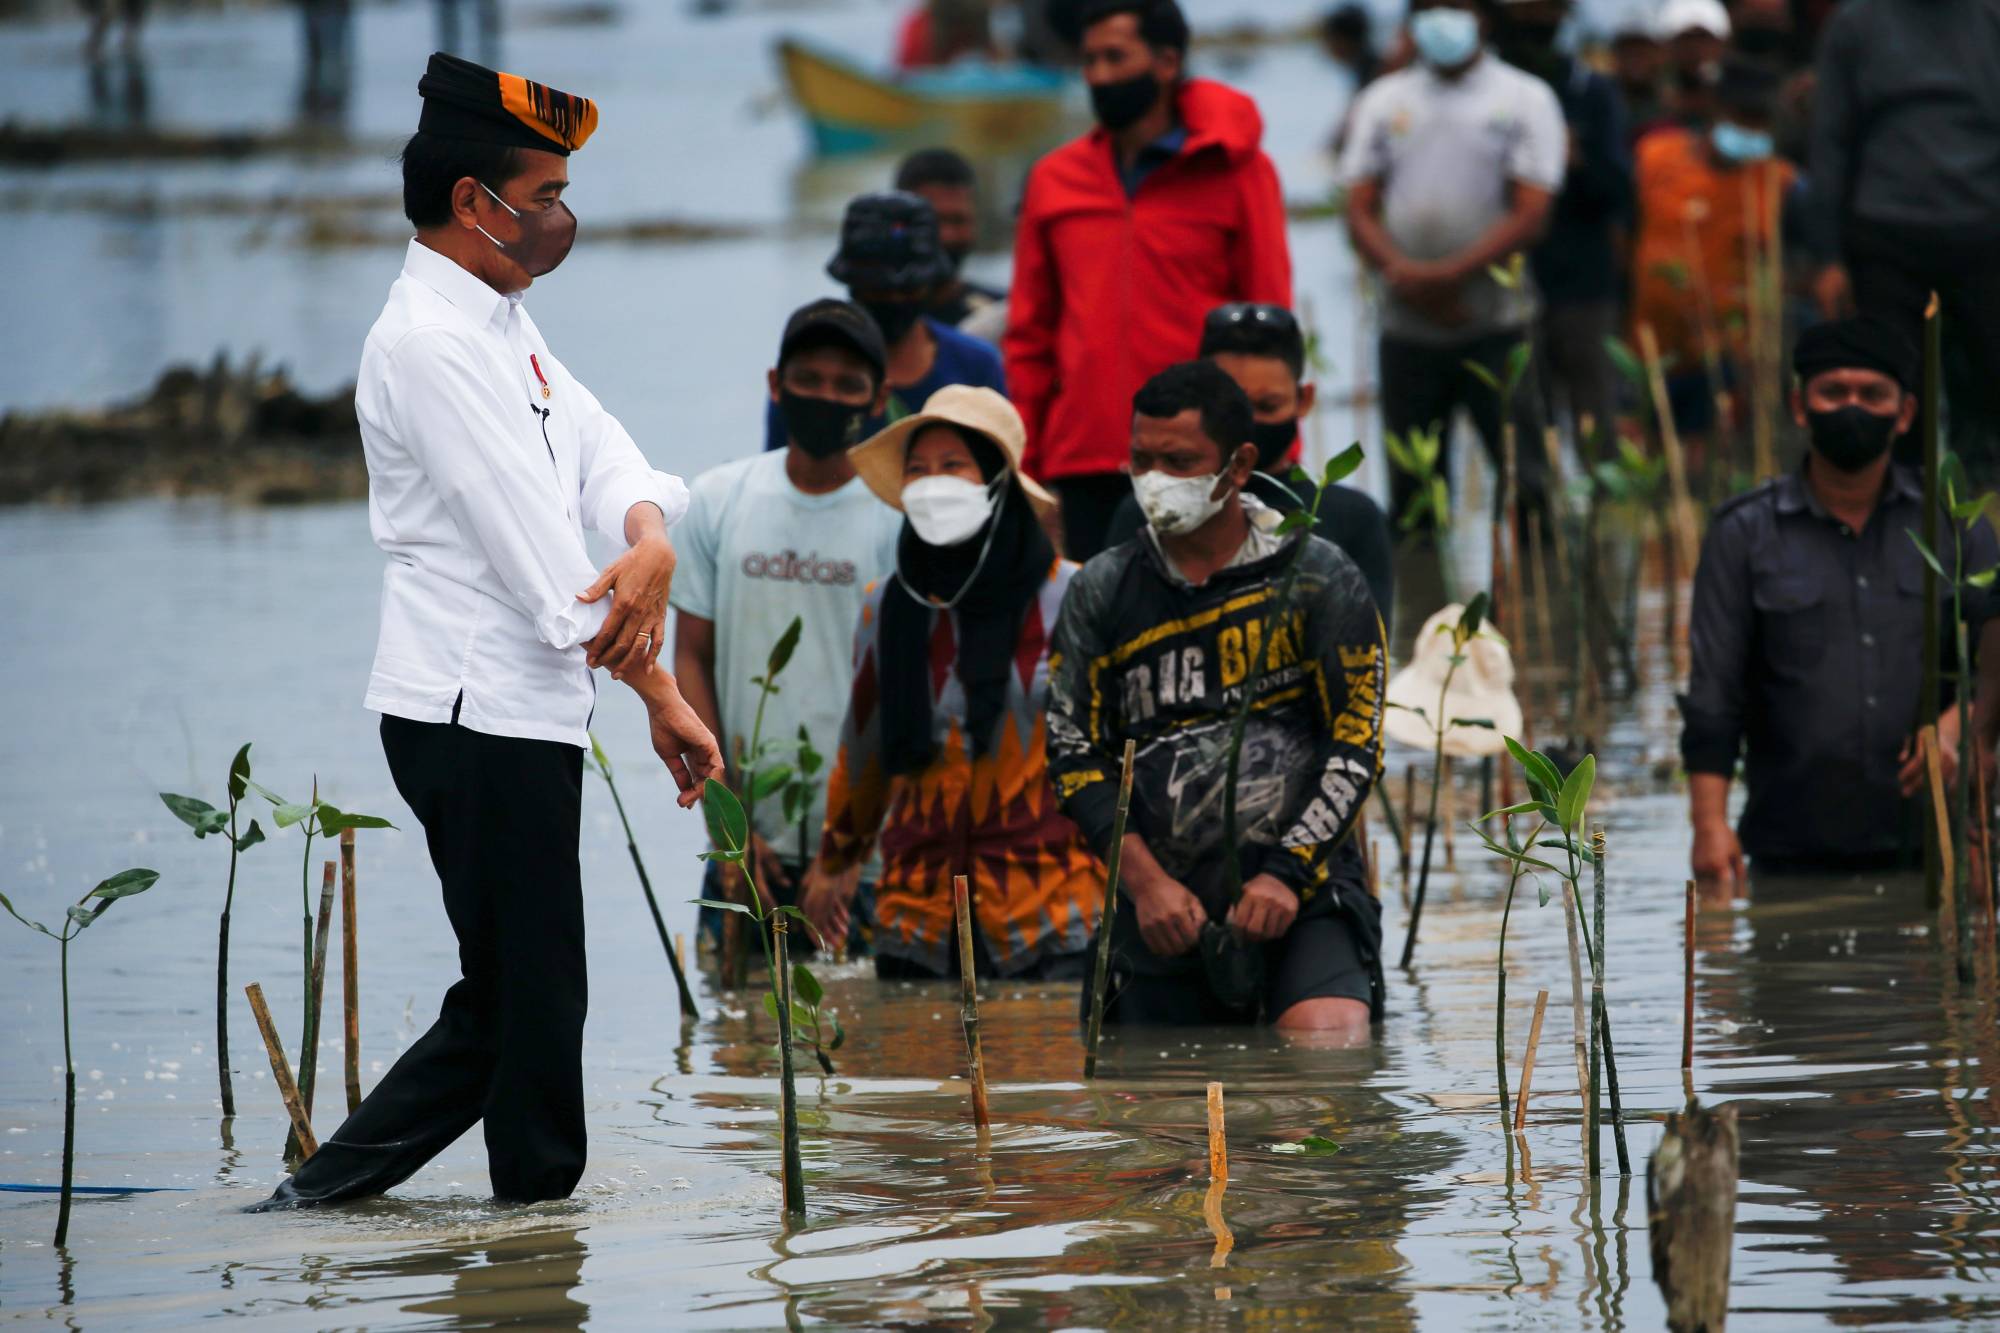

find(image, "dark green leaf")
[1448,717,1495,729]
[703,778,748,854]
[766,616,804,680]
[1537,881,1552,908]
[691,896,753,915]
[67,904,100,929]
[1483,801,1546,819]
[1557,754,1596,832]
[245,779,287,807]
[1322,442,1365,487]
[315,807,394,837]
[762,991,782,1024]
[1462,359,1502,395]
[751,764,793,801]
[159,793,226,838]
[1951,496,1985,524]
[1299,1135,1343,1155]
[227,743,253,803]
[89,868,160,902]
[830,1013,846,1049]
[1460,591,1490,638]
[1503,341,1533,395]
[1906,528,1946,580]
[1275,510,1312,536]
[0,888,55,938]
[794,963,823,1008]
[234,820,266,854]
[1941,453,1970,510]
[1602,336,1644,388]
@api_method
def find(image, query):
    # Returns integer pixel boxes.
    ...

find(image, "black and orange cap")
[417,51,598,155]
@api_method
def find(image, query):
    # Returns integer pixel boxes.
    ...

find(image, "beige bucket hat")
[1383,603,1523,758]
[849,384,1059,524]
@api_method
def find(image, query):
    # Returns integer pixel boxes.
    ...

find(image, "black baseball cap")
[777,298,887,384]
[1792,315,1919,393]
[826,191,955,292]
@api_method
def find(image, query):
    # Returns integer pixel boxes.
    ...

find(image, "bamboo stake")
[286,862,334,1160]
[954,875,990,1129]
[1084,740,1138,1080]
[1636,322,1699,580]
[1682,879,1696,1079]
[1207,1082,1228,1185]
[1561,882,1590,1160]
[1440,755,1457,871]
[245,983,316,1158]
[1923,726,1958,949]
[1513,988,1548,1133]
[340,831,360,1116]
[1921,296,1944,909]
[675,933,687,975]
[773,917,805,1221]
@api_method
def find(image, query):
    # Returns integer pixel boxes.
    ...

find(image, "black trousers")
[1380,330,1547,525]
[1052,472,1134,563]
[282,715,588,1204]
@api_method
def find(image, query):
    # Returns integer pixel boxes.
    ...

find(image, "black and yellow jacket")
[1045,525,1386,918]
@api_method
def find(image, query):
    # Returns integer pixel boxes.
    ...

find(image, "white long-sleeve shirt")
[357,240,688,746]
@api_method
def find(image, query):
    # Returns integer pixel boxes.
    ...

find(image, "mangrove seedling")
[1397,591,1494,970]
[718,615,807,988]
[1385,424,1452,539]
[1463,335,1534,675]
[159,741,264,1118]
[1907,452,1997,983]
[2,867,161,1245]
[587,731,699,1018]
[783,725,825,882]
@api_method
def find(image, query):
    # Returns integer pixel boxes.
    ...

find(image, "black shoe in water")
[242,1177,315,1213]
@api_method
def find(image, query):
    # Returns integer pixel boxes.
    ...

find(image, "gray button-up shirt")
[1679,464,1995,866]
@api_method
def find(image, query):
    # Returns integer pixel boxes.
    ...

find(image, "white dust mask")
[1132,469,1231,536]
[903,474,999,547]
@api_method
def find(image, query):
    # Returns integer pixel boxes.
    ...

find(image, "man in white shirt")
[1341,0,1566,524]
[673,300,903,946]
[254,53,721,1211]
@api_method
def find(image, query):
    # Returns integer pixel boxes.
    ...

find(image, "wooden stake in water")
[1513,988,1549,1134]
[340,829,360,1116]
[287,861,335,1160]
[772,916,805,1222]
[1084,739,1138,1080]
[1561,883,1590,1153]
[954,875,991,1129]
[1922,726,1958,946]
[1207,1082,1228,1185]
[1649,1101,1739,1333]
[1636,321,1699,580]
[246,982,316,1158]
[1682,878,1696,1080]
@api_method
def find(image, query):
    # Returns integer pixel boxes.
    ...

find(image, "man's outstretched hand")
[582,505,676,682]
[633,665,723,806]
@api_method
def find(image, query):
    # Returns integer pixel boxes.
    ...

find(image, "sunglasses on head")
[1204,302,1300,337]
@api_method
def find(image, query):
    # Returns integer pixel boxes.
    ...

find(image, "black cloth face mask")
[1807,405,1899,472]
[778,391,869,459]
[859,298,924,344]
[478,184,577,279]
[1090,71,1161,131]
[1249,419,1300,473]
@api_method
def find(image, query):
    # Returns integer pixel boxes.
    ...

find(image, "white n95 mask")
[1132,469,1231,536]
[902,474,1000,547]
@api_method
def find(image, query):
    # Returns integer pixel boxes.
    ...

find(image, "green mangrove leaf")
[1537,880,1552,908]
[588,731,612,777]
[703,778,748,853]
[1970,565,1999,589]
[234,819,266,854]
[246,780,286,807]
[1602,336,1644,388]
[1906,529,1946,580]
[1483,801,1547,819]
[1462,359,1502,394]
[1299,1135,1343,1155]
[1503,340,1533,394]
[695,848,745,863]
[1322,442,1365,486]
[1557,754,1596,831]
[766,615,804,680]
[0,888,56,938]
[271,802,312,829]
[89,868,160,902]
[1275,510,1312,537]
[1951,496,1985,524]
[1460,590,1490,638]
[762,991,782,1024]
[228,743,253,804]
[830,1012,846,1049]
[160,793,227,838]
[751,764,793,801]
[1941,453,1970,509]
[315,805,394,837]
[772,904,825,948]
[1448,717,1495,729]
[691,897,753,915]
[67,904,101,929]
[793,963,823,1008]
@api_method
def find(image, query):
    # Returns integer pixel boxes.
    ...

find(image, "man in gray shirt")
[1340,0,1566,525]
[1808,0,2000,467]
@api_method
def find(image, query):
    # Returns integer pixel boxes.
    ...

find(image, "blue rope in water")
[0,1183,191,1194]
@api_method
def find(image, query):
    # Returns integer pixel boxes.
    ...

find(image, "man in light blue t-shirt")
[673,299,904,943]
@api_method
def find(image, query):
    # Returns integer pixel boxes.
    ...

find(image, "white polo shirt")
[357,239,688,747]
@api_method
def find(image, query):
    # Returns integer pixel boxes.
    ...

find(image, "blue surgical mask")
[1411,8,1482,70]
[1710,121,1774,164]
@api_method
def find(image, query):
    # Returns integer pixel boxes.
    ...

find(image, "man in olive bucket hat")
[251,52,722,1211]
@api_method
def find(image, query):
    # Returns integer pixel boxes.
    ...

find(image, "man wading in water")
[1046,362,1387,1040]
[253,53,722,1210]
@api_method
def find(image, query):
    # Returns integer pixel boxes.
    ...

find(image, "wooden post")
[340,830,360,1116]
[1561,884,1591,1160]
[1682,879,1696,1080]
[675,933,687,975]
[1206,1082,1228,1185]
[1921,295,1943,909]
[1440,755,1457,871]
[773,917,806,1222]
[954,875,990,1129]
[1648,1101,1739,1333]
[1923,726,1958,948]
[245,983,316,1158]
[1084,740,1138,1080]
[1513,988,1549,1134]
[1636,322,1699,581]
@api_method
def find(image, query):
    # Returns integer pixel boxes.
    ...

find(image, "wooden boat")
[775,37,1076,156]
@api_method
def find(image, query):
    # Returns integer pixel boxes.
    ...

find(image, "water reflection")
[344,1227,590,1330]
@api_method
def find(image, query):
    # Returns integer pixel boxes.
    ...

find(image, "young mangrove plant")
[1907,451,1997,984]
[1397,591,1494,970]
[718,615,807,988]
[159,741,264,1118]
[1,867,161,1245]
[587,731,699,1019]
[1462,323,1534,658]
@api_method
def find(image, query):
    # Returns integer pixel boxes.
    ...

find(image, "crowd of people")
[255,0,2000,1209]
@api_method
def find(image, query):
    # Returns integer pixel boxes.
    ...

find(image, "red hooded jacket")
[1004,79,1293,483]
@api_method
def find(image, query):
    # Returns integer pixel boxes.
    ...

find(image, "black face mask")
[942,245,970,275]
[1089,70,1161,131]
[1807,405,1899,472]
[859,298,925,344]
[1248,418,1300,473]
[779,391,870,459]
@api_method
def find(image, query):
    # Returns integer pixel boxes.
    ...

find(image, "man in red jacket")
[1004,0,1293,560]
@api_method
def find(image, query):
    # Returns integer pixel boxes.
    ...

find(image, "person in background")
[1808,0,2000,472]
[1727,0,1812,161]
[1103,302,1395,619]
[763,192,1006,451]
[678,300,905,942]
[1318,4,1378,88]
[1608,16,1668,142]
[893,147,1006,334]
[895,0,996,70]
[1005,0,1292,561]
[255,54,721,1210]
[1498,0,1633,451]
[1046,362,1386,1037]
[1630,59,1797,445]
[1682,318,1995,887]
[801,386,1101,979]
[1654,0,1730,129]
[1340,0,1564,525]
